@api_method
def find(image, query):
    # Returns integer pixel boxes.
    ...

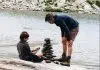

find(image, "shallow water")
[0,10,99,70]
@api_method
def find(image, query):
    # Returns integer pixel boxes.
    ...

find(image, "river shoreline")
[0,7,99,70]
[0,58,88,70]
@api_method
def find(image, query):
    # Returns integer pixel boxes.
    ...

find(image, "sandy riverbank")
[0,58,88,70]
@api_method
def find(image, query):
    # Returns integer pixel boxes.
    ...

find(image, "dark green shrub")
[44,0,54,5]
[86,0,93,5]
[45,0,52,3]
[44,6,62,12]
[96,1,100,7]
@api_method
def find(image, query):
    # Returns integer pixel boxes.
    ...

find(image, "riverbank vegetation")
[0,0,99,14]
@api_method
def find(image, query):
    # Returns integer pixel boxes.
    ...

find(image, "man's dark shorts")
[70,27,79,41]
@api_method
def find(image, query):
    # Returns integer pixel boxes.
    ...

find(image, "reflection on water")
[0,10,99,70]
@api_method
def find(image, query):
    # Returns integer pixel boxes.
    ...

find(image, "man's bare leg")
[59,40,71,66]
[62,37,67,59]
[66,28,79,65]
[67,40,73,57]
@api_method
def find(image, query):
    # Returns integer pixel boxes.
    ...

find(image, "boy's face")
[24,38,29,41]
[48,16,55,24]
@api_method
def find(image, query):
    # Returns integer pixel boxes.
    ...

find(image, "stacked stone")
[42,38,55,62]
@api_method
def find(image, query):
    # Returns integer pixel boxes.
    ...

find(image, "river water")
[0,10,99,70]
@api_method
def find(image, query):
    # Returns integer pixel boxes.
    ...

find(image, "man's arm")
[60,28,65,37]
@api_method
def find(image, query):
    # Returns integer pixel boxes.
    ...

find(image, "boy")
[17,31,43,62]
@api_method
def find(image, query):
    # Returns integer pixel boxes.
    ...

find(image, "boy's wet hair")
[20,31,29,40]
[45,13,51,22]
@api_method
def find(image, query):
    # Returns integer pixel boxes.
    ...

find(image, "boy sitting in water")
[17,31,43,62]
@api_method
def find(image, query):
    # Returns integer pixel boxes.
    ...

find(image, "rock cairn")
[42,38,56,63]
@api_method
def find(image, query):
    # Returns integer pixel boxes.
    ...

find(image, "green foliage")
[44,0,54,5]
[96,1,100,7]
[44,6,62,12]
[44,0,52,5]
[45,0,52,3]
[86,0,94,5]
[54,3,57,7]
[87,0,100,7]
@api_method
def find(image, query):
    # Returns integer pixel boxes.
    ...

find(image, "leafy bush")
[96,1,100,7]
[86,0,93,5]
[44,0,52,5]
[45,0,52,3]
[44,6,62,12]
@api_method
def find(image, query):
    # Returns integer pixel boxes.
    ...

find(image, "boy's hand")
[37,54,43,58]
[32,47,40,52]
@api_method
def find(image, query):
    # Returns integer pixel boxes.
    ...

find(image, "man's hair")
[45,13,53,22]
[20,31,29,40]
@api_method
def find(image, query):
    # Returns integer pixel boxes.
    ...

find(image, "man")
[17,31,43,62]
[45,13,79,66]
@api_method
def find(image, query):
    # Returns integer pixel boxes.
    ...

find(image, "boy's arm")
[32,47,40,54]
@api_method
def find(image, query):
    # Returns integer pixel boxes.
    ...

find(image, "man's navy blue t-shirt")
[54,15,79,40]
